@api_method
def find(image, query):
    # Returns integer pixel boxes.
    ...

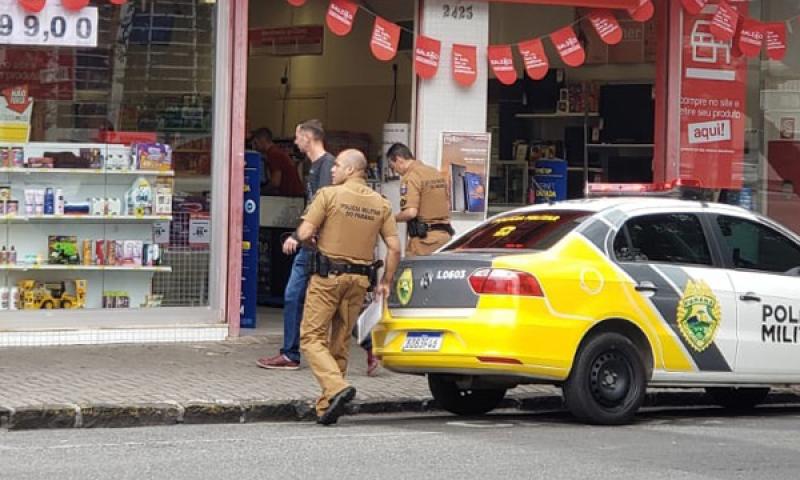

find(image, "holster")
[407,217,428,239]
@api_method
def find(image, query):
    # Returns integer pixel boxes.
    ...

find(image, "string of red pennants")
[321,0,794,88]
[17,0,128,12]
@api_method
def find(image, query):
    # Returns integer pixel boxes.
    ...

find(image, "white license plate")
[402,332,443,352]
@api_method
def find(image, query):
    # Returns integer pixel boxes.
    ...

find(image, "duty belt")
[428,223,454,234]
[328,262,372,276]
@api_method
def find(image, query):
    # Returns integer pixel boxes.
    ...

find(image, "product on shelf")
[44,188,54,215]
[79,148,103,169]
[26,157,55,168]
[0,147,24,167]
[48,235,80,265]
[0,200,18,216]
[133,143,172,171]
[126,177,154,216]
[103,291,130,309]
[104,151,131,170]
[0,186,10,201]
[154,178,173,215]
[64,202,90,215]
[55,189,64,215]
[18,279,87,310]
[141,294,163,308]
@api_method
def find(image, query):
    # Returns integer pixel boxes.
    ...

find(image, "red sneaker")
[256,354,300,370]
[366,351,380,377]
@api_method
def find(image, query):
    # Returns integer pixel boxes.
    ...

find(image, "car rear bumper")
[373,303,584,382]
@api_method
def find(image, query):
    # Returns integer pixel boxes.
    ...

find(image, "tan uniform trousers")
[300,272,371,416]
[406,230,451,257]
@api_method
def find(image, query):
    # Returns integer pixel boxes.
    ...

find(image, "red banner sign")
[63,0,90,10]
[249,26,324,56]
[681,0,708,15]
[18,0,45,12]
[587,9,623,45]
[679,0,747,189]
[0,48,74,101]
[287,0,307,5]
[2,85,32,114]
[370,17,401,62]
[415,35,441,79]
[710,0,738,41]
[764,22,787,61]
[738,18,763,58]
[627,0,654,22]
[518,38,549,80]
[326,0,358,37]
[551,26,585,67]
[488,45,516,85]
[452,44,478,87]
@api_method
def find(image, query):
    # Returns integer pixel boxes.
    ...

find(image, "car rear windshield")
[444,210,592,251]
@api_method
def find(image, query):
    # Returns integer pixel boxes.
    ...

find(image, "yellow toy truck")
[18,280,87,310]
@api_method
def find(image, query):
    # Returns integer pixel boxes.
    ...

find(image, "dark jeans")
[280,248,310,362]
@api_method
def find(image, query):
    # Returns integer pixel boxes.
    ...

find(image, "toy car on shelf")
[18,280,87,310]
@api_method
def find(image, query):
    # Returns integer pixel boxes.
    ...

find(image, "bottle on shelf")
[8,245,16,265]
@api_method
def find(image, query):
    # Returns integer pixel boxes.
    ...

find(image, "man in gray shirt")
[258,119,335,369]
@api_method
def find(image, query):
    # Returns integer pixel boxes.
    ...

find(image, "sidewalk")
[1,310,799,430]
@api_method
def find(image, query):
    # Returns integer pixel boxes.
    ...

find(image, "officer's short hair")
[252,128,273,142]
[298,119,325,141]
[387,143,414,162]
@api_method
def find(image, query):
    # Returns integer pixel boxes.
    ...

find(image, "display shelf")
[0,215,172,223]
[515,112,599,119]
[0,265,172,272]
[0,168,174,176]
[586,143,654,148]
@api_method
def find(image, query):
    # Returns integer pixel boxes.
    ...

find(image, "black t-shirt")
[307,152,335,201]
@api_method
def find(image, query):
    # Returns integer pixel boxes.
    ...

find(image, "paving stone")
[183,402,244,425]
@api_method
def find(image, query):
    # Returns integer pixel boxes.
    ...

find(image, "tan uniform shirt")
[400,162,451,225]
[302,177,398,265]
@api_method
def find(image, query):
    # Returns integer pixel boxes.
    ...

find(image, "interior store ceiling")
[361,0,415,21]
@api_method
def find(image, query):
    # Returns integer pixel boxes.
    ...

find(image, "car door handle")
[739,292,762,302]
[635,281,658,293]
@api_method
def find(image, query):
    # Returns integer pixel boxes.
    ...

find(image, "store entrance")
[244,0,413,332]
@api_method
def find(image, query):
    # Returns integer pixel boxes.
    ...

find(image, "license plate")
[402,332,443,352]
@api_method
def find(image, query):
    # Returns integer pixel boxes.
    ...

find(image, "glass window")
[614,213,712,266]
[0,1,216,313]
[715,215,800,274]
[444,210,591,251]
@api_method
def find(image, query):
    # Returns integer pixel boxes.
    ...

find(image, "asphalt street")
[3,406,800,480]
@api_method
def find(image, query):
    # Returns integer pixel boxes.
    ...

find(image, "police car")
[373,192,800,424]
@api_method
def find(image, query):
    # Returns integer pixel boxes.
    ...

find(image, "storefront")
[1,0,797,346]
[0,0,243,345]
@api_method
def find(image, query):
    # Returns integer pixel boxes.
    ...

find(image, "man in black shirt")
[257,119,335,370]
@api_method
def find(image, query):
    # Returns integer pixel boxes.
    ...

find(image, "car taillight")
[468,268,543,297]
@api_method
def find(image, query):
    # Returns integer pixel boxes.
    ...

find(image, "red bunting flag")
[680,0,708,16]
[18,0,46,12]
[370,17,401,62]
[415,35,441,80]
[738,18,764,58]
[452,44,478,87]
[764,22,787,61]
[710,0,739,42]
[627,0,654,23]
[587,9,623,45]
[488,45,516,86]
[550,26,585,67]
[518,38,549,80]
[287,0,307,6]
[326,0,359,37]
[62,0,89,10]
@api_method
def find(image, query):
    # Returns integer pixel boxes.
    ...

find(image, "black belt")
[328,262,372,276]
[428,223,453,234]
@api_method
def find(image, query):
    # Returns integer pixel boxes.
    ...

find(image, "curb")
[3,391,800,431]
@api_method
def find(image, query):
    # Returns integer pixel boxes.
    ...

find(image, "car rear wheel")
[428,374,506,416]
[564,332,647,425]
[706,387,770,410]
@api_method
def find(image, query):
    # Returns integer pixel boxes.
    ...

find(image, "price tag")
[0,1,98,48]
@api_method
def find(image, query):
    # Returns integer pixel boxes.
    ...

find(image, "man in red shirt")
[252,128,304,197]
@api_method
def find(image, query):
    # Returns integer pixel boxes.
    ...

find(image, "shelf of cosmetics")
[0,280,165,311]
[0,236,169,271]
[0,143,173,173]
[0,176,172,220]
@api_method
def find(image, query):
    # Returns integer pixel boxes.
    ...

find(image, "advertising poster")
[0,84,34,142]
[439,132,490,216]
[679,0,748,189]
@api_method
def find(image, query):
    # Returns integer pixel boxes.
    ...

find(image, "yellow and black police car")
[373,196,800,424]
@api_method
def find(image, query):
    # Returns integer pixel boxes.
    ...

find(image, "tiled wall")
[0,326,227,347]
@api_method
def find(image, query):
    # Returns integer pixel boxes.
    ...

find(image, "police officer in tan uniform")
[293,149,401,426]
[387,143,454,256]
